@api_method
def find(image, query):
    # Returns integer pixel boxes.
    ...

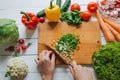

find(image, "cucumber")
[56,0,61,7]
[61,0,71,12]
[36,9,45,18]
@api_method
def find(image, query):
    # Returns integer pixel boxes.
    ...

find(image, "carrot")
[105,23,120,41]
[96,12,115,42]
[103,19,120,33]
[100,0,106,5]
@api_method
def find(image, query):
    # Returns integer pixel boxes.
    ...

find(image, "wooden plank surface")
[38,22,101,64]
[0,0,107,80]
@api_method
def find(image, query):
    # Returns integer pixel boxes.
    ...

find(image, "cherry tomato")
[7,46,14,52]
[71,3,81,11]
[21,45,27,51]
[80,11,92,21]
[39,17,45,23]
[87,2,97,13]
[19,38,24,44]
[16,47,20,53]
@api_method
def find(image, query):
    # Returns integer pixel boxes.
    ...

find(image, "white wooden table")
[0,0,106,80]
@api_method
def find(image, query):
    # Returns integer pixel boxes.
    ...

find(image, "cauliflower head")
[7,57,28,78]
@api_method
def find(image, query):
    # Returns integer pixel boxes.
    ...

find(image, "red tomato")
[16,47,21,53]
[80,11,92,21]
[19,38,24,44]
[39,17,45,23]
[87,2,97,13]
[71,3,81,11]
[21,45,27,51]
[7,46,14,52]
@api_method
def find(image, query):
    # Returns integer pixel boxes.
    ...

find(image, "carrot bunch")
[96,12,120,42]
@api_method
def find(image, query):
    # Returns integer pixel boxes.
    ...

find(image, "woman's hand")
[35,50,55,80]
[69,61,93,80]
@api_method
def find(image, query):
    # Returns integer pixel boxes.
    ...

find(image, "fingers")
[71,60,77,69]
[68,65,74,76]
[51,53,55,63]
[34,57,39,64]
[38,50,46,61]
[45,51,52,57]
[38,50,55,62]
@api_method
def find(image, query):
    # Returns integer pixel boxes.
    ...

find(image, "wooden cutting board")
[38,21,101,64]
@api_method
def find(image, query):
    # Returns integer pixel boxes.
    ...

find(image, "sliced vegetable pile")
[56,33,80,54]
[92,42,120,80]
[99,0,120,19]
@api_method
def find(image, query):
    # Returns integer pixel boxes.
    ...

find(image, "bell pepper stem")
[50,0,54,9]
[20,11,31,21]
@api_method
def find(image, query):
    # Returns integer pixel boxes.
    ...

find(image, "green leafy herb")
[5,72,10,77]
[56,33,80,54]
[92,42,120,80]
[60,10,82,27]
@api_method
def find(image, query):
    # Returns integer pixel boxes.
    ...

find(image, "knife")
[41,43,73,65]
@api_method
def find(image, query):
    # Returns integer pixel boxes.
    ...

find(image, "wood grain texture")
[38,22,101,64]
[0,0,103,80]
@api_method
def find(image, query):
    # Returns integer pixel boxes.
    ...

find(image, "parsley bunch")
[60,11,82,27]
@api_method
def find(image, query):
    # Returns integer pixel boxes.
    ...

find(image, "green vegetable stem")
[5,72,10,77]
[61,0,71,12]
[56,0,61,7]
[14,48,19,57]
[50,0,54,9]
[20,11,31,21]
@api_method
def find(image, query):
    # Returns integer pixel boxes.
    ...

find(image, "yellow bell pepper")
[45,0,61,22]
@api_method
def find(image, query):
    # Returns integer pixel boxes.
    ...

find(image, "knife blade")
[41,43,73,65]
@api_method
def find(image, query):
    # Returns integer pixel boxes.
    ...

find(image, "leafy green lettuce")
[0,18,19,43]
[92,42,120,80]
